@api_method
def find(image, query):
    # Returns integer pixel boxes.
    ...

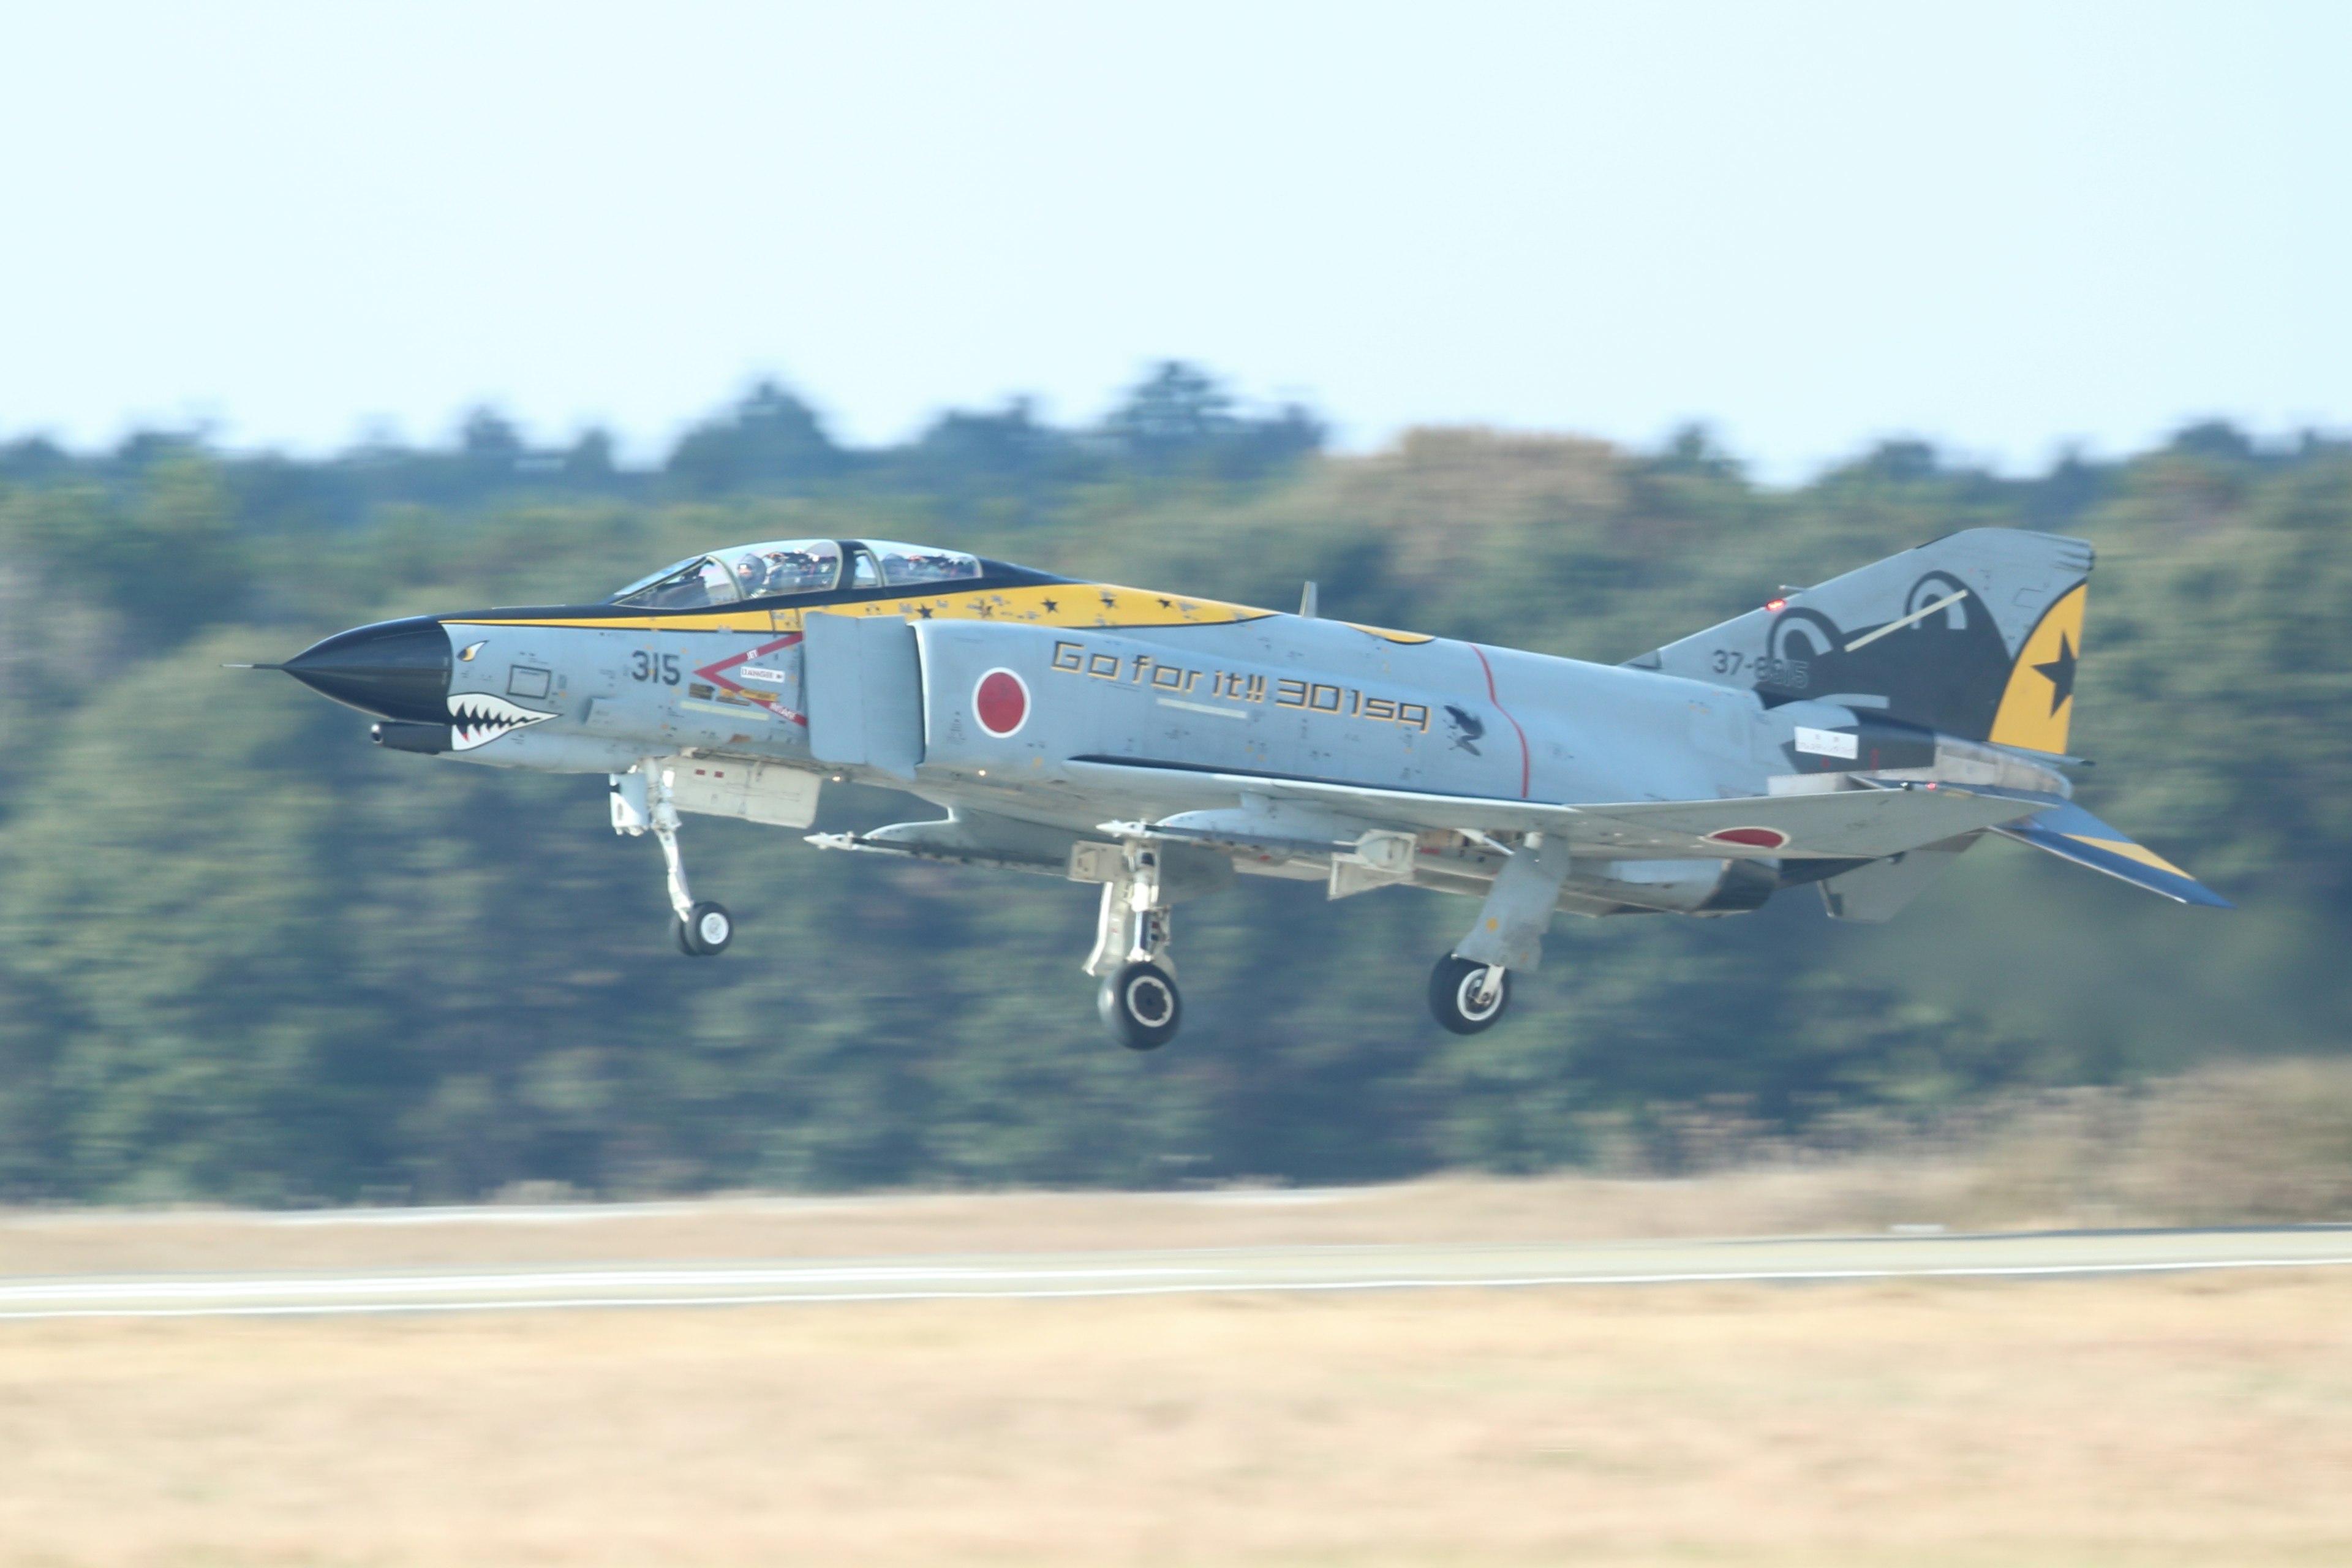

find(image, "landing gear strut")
[612,761,733,958]
[1088,839,1182,1050]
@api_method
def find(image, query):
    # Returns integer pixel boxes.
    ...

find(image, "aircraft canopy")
[608,538,984,608]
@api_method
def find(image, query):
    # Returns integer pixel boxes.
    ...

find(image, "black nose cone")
[282,616,452,723]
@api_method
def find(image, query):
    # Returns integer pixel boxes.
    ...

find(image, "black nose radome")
[282,616,452,723]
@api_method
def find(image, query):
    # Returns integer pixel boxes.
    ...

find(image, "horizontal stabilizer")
[1992,802,2231,908]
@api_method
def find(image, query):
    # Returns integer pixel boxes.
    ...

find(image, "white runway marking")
[0,1265,1217,1305]
[3,1235,2349,1321]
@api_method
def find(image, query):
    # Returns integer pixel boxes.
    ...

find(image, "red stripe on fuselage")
[1470,644,1531,799]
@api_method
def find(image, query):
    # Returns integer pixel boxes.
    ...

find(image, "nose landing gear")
[612,762,734,959]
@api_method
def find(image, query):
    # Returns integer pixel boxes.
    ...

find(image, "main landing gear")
[1100,960,1182,1050]
[677,901,734,957]
[1426,828,1569,1036]
[1087,840,1182,1050]
[1428,955,1510,1034]
[611,762,734,959]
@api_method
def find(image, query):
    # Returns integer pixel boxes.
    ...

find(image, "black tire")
[1428,954,1510,1034]
[1098,960,1182,1051]
[679,900,734,957]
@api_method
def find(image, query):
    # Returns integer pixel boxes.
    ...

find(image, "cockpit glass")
[608,555,740,609]
[865,540,983,588]
[607,539,842,608]
[714,539,842,599]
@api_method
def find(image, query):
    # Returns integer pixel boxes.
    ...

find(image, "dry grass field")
[2,1271,2350,1567]
[9,1068,2352,1568]
[10,1060,2351,1283]
[0,1170,2011,1278]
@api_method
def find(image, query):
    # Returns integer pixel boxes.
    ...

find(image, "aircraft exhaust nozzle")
[372,721,452,755]
[280,616,452,723]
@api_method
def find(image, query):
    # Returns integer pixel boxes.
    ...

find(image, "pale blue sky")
[2,1,2344,477]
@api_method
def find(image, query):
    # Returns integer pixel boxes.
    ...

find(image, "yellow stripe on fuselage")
[807,582,1275,631]
[447,582,1436,642]
[450,609,785,632]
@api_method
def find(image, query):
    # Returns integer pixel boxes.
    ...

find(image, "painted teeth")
[446,692,556,751]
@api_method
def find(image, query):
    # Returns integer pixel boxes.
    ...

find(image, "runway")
[5,1224,2348,1320]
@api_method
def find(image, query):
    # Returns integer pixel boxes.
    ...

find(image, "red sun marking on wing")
[1706,826,1790,850]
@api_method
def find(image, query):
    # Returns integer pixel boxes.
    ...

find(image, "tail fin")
[1626,528,2093,752]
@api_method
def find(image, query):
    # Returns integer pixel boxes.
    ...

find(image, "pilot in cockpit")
[767,549,834,593]
[731,554,768,600]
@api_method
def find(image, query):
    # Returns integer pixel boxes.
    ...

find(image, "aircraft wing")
[1553,787,2040,859]
[1062,760,2038,860]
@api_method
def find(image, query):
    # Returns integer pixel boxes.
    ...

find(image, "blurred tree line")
[0,367,2343,1203]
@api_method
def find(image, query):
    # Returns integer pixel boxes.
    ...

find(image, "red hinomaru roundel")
[973,668,1030,737]
[1706,826,1790,850]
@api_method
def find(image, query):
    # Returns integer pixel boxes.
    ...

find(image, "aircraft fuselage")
[263,529,2215,1047]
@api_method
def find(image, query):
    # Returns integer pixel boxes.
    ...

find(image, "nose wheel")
[1429,954,1510,1033]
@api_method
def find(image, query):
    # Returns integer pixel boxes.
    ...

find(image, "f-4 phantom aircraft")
[253,529,2226,1049]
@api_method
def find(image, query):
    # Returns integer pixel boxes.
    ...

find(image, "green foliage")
[0,403,2343,1202]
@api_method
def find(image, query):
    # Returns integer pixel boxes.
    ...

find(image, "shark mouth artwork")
[448,692,558,751]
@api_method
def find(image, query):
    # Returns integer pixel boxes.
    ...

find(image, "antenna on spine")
[1298,581,1318,618]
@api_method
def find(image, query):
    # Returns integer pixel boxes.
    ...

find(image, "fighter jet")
[250,529,2226,1049]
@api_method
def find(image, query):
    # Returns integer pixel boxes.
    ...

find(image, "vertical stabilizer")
[1626,529,2093,751]
[1985,582,2085,753]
